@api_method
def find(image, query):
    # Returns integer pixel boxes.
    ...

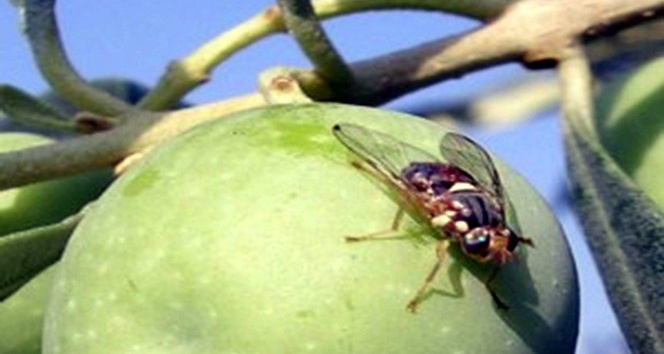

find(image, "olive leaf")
[0,212,81,301]
[0,84,75,132]
[565,124,664,354]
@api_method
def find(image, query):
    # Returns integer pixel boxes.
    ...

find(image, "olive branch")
[1,0,662,190]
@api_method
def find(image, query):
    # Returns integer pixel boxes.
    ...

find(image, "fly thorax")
[402,163,476,198]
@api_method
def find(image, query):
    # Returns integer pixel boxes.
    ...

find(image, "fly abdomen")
[449,190,503,230]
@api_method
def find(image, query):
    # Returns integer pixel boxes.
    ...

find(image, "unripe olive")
[596,56,664,209]
[45,104,578,354]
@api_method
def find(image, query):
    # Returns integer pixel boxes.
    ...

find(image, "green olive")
[596,56,664,209]
[44,104,578,354]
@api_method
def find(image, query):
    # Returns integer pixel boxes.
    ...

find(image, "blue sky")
[0,2,629,353]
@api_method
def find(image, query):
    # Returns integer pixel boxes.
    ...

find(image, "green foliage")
[595,56,664,210]
[565,57,664,354]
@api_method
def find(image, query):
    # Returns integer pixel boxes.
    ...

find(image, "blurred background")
[0,1,632,353]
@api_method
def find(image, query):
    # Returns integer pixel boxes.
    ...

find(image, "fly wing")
[439,132,522,233]
[332,123,440,181]
[503,193,523,237]
[439,132,503,200]
[332,123,441,225]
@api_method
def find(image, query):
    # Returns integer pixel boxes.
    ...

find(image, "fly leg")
[345,208,405,242]
[406,240,449,312]
[485,266,509,310]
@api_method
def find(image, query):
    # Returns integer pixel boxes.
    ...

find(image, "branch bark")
[137,0,515,110]
[2,0,663,191]
[319,0,664,105]
[0,94,265,190]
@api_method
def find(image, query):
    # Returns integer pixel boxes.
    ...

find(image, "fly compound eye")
[462,230,491,257]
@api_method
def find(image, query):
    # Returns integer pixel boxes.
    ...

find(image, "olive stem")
[0,93,266,191]
[21,0,135,116]
[258,67,315,104]
[138,0,664,110]
[136,0,512,110]
[276,0,354,85]
[2,0,663,191]
[558,44,597,139]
